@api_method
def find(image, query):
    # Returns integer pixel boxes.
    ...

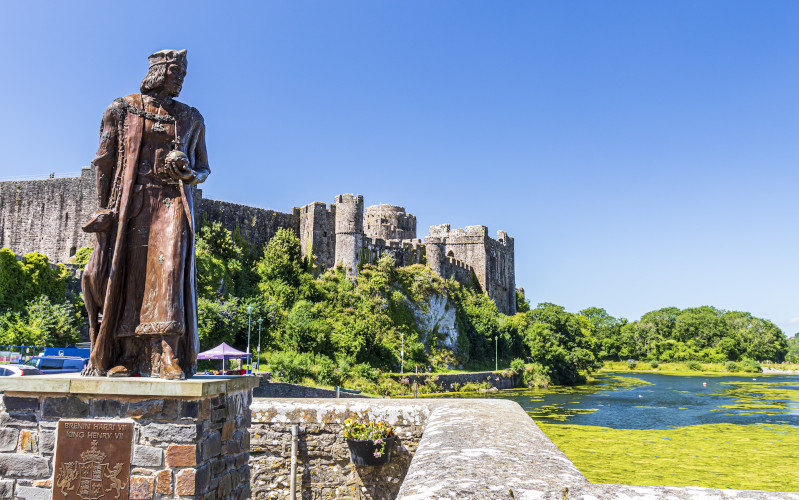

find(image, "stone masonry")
[0,169,516,314]
[0,376,257,500]
[249,399,428,500]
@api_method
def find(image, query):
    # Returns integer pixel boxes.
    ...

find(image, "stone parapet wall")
[249,399,430,500]
[437,255,478,288]
[392,370,516,392]
[253,378,370,399]
[362,238,423,268]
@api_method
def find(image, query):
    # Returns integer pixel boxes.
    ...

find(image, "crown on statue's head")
[148,49,187,69]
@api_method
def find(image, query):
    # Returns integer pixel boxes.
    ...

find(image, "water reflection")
[432,372,799,429]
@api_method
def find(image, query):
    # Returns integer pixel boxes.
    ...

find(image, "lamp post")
[495,335,498,371]
[247,305,253,375]
[400,331,404,375]
[257,318,262,373]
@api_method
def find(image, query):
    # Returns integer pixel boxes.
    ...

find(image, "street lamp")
[495,335,498,371]
[246,305,253,375]
[257,318,263,373]
[400,331,404,375]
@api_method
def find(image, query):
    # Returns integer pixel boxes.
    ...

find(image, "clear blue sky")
[1,1,797,335]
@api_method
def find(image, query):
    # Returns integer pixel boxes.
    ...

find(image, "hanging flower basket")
[343,418,396,466]
[346,434,397,466]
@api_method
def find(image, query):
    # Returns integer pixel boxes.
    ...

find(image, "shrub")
[687,361,702,371]
[627,359,637,370]
[310,355,340,386]
[510,358,525,372]
[267,351,314,383]
[740,359,762,373]
[522,362,551,388]
[73,246,93,269]
[352,362,379,382]
[450,382,461,392]
[725,361,739,372]
[649,360,659,369]
[460,381,492,392]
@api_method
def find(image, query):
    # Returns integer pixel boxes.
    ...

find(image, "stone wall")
[392,370,516,393]
[250,399,429,500]
[0,167,96,263]
[362,238,423,268]
[198,198,300,255]
[0,170,516,315]
[437,256,478,288]
[253,377,370,399]
[0,376,257,500]
[485,230,515,317]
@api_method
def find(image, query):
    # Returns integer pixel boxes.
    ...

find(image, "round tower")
[424,238,445,277]
[333,194,364,276]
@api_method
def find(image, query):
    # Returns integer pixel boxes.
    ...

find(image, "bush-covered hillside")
[0,248,84,347]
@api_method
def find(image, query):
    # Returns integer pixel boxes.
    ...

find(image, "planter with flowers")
[342,417,396,466]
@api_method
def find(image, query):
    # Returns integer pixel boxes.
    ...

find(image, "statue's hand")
[165,158,195,182]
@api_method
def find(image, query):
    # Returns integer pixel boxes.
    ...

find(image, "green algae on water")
[539,422,799,492]
[706,380,799,414]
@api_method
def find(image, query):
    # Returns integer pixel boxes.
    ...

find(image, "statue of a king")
[81,49,210,379]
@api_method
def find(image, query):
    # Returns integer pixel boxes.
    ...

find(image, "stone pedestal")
[0,375,258,500]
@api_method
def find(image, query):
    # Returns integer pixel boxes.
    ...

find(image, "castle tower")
[363,204,417,240]
[333,194,364,276]
[424,224,449,277]
[298,201,336,270]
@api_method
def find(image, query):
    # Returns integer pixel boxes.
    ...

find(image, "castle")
[0,166,516,314]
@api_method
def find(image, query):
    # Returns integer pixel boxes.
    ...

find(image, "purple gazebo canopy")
[196,342,250,360]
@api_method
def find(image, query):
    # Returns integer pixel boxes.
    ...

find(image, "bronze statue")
[81,49,210,379]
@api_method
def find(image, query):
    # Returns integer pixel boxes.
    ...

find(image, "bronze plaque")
[53,420,133,500]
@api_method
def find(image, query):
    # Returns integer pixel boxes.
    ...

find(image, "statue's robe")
[83,94,210,377]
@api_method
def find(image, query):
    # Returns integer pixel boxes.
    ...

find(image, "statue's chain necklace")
[114,97,189,125]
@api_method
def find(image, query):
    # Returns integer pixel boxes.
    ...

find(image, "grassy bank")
[540,422,799,491]
[602,360,799,375]
[603,360,748,376]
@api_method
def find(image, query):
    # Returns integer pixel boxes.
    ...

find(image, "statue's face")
[163,63,186,97]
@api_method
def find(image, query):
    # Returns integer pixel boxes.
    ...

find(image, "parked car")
[23,356,88,374]
[0,364,44,376]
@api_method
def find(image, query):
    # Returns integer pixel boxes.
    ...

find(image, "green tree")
[786,335,799,363]
[516,288,530,313]
[0,296,82,347]
[579,307,624,360]
[523,303,601,385]
[0,249,67,309]
[256,228,316,310]
[196,221,243,300]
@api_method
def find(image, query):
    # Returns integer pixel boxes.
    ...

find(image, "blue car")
[24,356,88,374]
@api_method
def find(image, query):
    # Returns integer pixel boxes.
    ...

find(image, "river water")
[435,371,799,429]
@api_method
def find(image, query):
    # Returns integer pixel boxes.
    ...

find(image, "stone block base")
[0,375,258,500]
